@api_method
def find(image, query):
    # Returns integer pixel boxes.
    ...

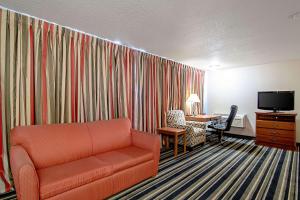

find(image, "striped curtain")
[0,8,205,192]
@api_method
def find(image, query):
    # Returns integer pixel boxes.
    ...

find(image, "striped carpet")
[1,137,299,200]
[110,137,299,200]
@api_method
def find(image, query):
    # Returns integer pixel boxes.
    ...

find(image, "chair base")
[187,146,194,151]
[207,130,224,143]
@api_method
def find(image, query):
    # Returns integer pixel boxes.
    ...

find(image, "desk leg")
[183,132,187,154]
[174,134,178,157]
[166,136,170,149]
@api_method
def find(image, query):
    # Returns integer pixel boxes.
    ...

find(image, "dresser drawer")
[256,120,295,130]
[256,114,295,122]
[256,133,295,145]
[256,128,295,139]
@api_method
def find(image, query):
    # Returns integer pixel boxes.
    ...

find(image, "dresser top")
[255,111,297,116]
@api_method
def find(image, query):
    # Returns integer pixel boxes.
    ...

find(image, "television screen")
[258,91,294,112]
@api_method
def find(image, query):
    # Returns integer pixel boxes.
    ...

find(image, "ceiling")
[1,0,300,70]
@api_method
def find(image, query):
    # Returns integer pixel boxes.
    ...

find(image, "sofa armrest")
[131,129,161,176]
[10,145,39,200]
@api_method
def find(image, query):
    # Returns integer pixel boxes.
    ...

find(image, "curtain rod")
[0,5,203,71]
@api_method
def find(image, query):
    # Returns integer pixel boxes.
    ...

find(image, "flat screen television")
[257,91,295,112]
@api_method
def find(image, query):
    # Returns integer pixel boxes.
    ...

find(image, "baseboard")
[223,133,299,150]
[223,132,255,140]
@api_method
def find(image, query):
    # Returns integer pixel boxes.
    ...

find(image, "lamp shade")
[186,94,201,103]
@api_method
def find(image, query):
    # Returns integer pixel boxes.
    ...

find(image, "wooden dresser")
[255,112,297,150]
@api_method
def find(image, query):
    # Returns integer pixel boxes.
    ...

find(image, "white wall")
[205,60,300,142]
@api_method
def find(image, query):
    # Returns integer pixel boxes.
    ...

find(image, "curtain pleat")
[0,8,205,191]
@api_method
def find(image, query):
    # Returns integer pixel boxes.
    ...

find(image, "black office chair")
[208,105,238,142]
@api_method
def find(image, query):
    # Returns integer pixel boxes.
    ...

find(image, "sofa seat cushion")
[37,156,113,199]
[95,146,153,173]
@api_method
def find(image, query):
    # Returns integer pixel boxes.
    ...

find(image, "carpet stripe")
[110,140,234,199]
[285,152,295,200]
[210,145,266,199]
[251,148,281,199]
[178,140,256,200]
[143,140,250,199]
[297,149,299,200]
[110,138,243,199]
[194,142,261,199]
[119,139,247,200]
[265,150,286,199]
[231,147,272,199]
[261,150,283,199]
[277,151,291,199]
[109,138,299,200]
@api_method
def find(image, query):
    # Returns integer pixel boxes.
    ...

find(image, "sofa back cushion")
[87,118,131,154]
[11,123,92,169]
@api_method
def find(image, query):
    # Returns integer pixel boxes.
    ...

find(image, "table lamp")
[187,94,201,116]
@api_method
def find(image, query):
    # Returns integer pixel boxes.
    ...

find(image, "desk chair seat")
[167,110,206,148]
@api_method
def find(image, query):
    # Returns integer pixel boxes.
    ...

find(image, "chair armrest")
[131,129,161,176]
[10,145,39,200]
[186,121,207,129]
[168,124,195,134]
[208,123,227,131]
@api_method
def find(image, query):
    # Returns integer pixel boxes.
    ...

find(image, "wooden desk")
[186,114,221,122]
[157,127,186,157]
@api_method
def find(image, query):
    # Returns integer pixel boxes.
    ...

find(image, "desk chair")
[208,105,238,142]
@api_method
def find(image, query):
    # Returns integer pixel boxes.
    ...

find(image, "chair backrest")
[225,105,238,131]
[166,110,186,127]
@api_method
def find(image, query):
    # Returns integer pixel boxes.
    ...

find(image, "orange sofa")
[10,118,160,200]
